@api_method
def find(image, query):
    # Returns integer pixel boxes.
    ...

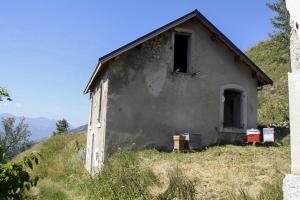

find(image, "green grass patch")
[85,151,157,200]
[38,179,69,200]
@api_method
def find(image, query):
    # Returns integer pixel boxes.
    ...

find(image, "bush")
[0,150,39,199]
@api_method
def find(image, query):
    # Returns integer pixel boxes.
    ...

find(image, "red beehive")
[246,129,261,143]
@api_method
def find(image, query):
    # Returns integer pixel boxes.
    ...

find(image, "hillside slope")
[23,133,290,200]
[246,36,290,125]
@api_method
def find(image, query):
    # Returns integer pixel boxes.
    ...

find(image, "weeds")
[36,134,86,179]
[85,151,157,200]
[38,179,69,200]
[33,133,87,199]
[22,133,289,200]
[85,151,197,200]
[229,178,283,200]
[157,169,196,200]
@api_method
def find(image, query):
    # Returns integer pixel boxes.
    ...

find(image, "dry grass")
[139,145,290,200]
[19,133,290,199]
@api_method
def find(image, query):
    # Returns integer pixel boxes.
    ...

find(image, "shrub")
[0,150,39,199]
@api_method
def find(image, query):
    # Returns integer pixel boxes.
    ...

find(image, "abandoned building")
[84,10,273,173]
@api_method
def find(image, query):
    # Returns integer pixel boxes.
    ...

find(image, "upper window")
[174,33,190,73]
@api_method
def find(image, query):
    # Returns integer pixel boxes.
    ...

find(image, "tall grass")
[229,178,283,200]
[36,134,86,179]
[38,179,69,200]
[157,169,196,200]
[24,133,287,199]
[32,134,197,200]
[85,151,156,200]
[32,133,88,200]
[85,151,197,200]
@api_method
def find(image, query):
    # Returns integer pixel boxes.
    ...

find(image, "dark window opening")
[223,90,242,128]
[89,92,93,125]
[174,34,189,73]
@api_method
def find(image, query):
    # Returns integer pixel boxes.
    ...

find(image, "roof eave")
[83,9,273,93]
[83,61,101,94]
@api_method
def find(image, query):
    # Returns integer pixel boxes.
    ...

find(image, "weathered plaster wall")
[85,70,108,174]
[284,2,300,199]
[103,20,258,155]
[287,0,300,176]
[286,0,300,39]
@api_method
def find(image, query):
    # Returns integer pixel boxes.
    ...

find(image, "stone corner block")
[283,174,300,200]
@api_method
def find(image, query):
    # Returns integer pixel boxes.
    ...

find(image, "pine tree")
[267,0,290,48]
[53,118,69,135]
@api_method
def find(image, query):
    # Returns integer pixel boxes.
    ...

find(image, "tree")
[0,88,39,199]
[0,145,4,163]
[267,0,291,47]
[0,117,31,159]
[0,87,12,102]
[0,146,39,199]
[53,118,69,135]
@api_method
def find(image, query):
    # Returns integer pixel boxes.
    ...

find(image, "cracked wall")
[100,20,258,156]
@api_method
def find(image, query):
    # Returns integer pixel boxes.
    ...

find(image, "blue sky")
[0,0,276,126]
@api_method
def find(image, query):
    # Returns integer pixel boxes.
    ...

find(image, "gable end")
[84,9,272,94]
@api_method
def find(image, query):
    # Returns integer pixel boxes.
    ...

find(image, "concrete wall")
[283,2,300,200]
[287,0,300,175]
[101,20,258,156]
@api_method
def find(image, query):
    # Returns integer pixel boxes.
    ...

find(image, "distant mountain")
[0,113,72,141]
[70,124,87,133]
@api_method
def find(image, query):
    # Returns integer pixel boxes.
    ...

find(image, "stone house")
[84,10,272,173]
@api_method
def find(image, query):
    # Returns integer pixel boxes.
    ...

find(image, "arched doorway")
[220,84,247,132]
